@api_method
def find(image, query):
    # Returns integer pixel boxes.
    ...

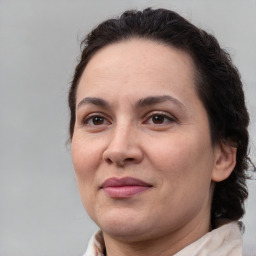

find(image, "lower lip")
[102,186,151,198]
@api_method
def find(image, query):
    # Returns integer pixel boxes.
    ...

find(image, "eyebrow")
[77,97,110,109]
[77,95,185,109]
[135,95,185,109]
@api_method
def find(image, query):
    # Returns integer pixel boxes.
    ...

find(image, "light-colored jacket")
[83,221,243,256]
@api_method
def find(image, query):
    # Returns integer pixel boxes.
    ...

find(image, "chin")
[94,208,153,240]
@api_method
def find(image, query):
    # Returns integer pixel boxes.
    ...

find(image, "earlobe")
[211,141,237,182]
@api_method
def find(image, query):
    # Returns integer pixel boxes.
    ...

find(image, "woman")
[69,8,251,256]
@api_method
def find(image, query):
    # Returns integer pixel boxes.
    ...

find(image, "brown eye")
[91,116,105,125]
[83,115,110,127]
[152,115,165,124]
[143,112,176,126]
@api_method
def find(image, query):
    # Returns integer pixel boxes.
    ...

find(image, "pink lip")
[100,177,152,198]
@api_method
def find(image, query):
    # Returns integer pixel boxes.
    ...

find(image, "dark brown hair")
[69,8,251,221]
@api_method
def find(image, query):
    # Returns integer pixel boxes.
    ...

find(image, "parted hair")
[69,8,251,222]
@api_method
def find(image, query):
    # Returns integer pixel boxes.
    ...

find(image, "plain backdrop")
[1,0,255,255]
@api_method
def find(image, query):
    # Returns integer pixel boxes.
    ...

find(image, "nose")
[103,125,143,167]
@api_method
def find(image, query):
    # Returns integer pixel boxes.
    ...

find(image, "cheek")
[71,141,101,220]
[149,131,214,188]
[148,134,214,219]
[71,137,101,200]
[71,135,101,174]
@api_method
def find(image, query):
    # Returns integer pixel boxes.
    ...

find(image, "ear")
[211,141,237,182]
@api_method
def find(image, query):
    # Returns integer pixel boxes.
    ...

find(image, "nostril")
[103,146,143,166]
[104,156,136,167]
[105,158,113,164]
[126,158,135,162]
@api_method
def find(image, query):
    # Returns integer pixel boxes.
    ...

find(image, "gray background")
[1,0,255,255]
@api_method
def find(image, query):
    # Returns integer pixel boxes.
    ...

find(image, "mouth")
[100,177,153,198]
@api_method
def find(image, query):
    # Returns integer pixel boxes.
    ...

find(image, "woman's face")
[71,39,220,242]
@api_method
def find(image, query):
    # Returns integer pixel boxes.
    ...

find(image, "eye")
[90,116,106,125]
[151,114,167,124]
[82,114,111,126]
[144,113,176,125]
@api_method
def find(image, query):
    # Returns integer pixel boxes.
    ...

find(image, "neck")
[103,217,211,256]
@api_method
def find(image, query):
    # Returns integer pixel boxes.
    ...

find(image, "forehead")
[77,38,198,103]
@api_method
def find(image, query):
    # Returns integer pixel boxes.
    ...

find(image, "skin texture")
[71,39,236,256]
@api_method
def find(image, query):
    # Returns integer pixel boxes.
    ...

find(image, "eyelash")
[143,112,176,125]
[81,112,177,128]
[82,113,111,127]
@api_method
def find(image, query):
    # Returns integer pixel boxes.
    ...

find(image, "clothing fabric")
[83,221,243,256]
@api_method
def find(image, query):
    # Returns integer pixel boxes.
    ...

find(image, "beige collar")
[84,221,243,256]
[174,221,243,256]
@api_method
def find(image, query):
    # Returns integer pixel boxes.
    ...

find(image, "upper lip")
[100,177,152,188]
